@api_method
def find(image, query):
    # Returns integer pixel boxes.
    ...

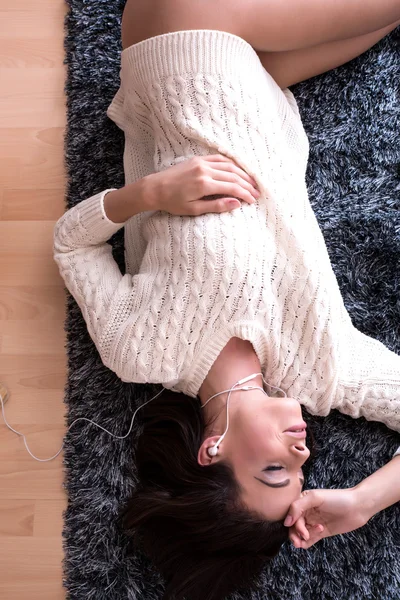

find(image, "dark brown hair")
[118,389,289,600]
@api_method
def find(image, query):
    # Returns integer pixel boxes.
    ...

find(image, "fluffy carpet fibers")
[62,3,400,599]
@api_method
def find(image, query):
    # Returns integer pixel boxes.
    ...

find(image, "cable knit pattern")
[53,30,400,440]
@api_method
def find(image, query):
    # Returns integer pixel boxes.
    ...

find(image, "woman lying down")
[54,1,400,599]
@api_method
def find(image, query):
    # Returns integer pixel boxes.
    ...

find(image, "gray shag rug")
[62,2,400,599]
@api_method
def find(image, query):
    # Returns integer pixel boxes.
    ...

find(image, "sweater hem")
[120,29,267,87]
[121,29,255,58]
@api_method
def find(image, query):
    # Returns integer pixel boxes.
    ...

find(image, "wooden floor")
[0,1,68,598]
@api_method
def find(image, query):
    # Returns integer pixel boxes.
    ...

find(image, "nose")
[289,441,310,462]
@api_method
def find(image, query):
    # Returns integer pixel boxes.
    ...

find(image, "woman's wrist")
[103,176,158,223]
[353,455,400,524]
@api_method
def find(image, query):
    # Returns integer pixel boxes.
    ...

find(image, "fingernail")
[227,200,240,209]
[284,516,293,527]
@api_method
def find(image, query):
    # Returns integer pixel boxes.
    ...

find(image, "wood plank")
[0,537,65,600]
[2,0,67,9]
[0,0,67,12]
[0,320,67,355]
[0,221,59,255]
[0,68,66,128]
[0,355,66,424]
[0,0,80,596]
[0,218,65,288]
[0,256,65,287]
[34,500,65,537]
[0,221,73,286]
[0,128,66,190]
[0,286,66,320]
[0,499,35,536]
[0,455,66,500]
[2,189,66,220]
[0,39,65,68]
[0,7,66,38]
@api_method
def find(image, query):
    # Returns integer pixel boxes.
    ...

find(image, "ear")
[197,436,224,466]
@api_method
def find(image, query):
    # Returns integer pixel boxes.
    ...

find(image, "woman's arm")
[332,328,400,434]
[103,156,259,222]
[284,455,400,549]
[53,156,259,375]
[354,453,400,520]
[257,20,400,89]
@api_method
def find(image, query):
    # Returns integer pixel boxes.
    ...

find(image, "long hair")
[118,389,290,600]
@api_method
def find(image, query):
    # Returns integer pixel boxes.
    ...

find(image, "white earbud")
[207,445,219,457]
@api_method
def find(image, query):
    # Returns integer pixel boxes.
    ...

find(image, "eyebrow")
[254,476,305,489]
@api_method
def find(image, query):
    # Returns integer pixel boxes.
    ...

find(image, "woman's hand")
[145,154,260,215]
[283,488,368,549]
[284,456,400,549]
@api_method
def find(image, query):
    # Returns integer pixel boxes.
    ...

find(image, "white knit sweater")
[54,30,400,447]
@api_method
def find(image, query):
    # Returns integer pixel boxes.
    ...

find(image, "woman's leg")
[237,0,400,51]
[257,20,400,89]
[121,0,400,52]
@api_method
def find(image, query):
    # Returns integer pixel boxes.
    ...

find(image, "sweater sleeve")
[53,189,136,371]
[333,328,400,457]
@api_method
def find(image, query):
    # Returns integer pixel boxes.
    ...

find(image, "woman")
[53,1,400,598]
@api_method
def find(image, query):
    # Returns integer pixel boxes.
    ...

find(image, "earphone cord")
[201,373,287,452]
[0,373,286,463]
[0,386,164,463]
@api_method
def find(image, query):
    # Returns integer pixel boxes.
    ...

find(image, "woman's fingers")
[284,490,323,527]
[289,531,306,548]
[196,154,260,192]
[201,154,237,164]
[200,180,257,206]
[290,524,325,549]
[191,198,241,215]
[201,154,230,160]
[209,169,260,199]
[293,516,310,541]
[184,154,261,211]
[290,534,314,550]
[208,160,259,189]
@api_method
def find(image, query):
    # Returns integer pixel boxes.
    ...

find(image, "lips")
[284,430,307,439]
[285,422,307,432]
[284,422,307,438]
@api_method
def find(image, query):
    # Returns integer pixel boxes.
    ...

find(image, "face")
[201,391,310,521]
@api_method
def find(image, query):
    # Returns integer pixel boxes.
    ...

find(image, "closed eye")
[256,467,305,489]
[255,475,305,488]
